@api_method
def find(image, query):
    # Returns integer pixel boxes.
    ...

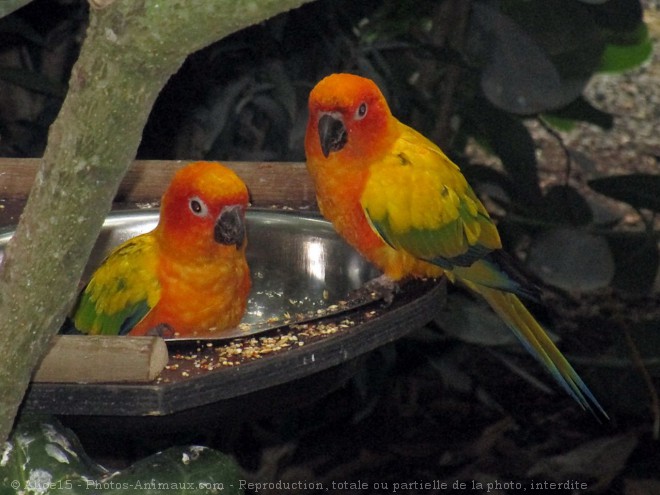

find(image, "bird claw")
[145,323,175,338]
[364,274,399,306]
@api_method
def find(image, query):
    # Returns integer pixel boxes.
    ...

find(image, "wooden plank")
[24,280,445,416]
[0,159,317,208]
[0,158,40,199]
[32,335,169,383]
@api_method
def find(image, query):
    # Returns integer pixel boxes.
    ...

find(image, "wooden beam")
[0,159,318,208]
[32,335,169,383]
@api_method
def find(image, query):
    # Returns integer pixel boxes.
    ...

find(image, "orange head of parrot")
[157,161,250,257]
[305,73,397,165]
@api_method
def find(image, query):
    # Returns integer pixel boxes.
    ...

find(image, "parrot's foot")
[364,274,399,305]
[145,323,175,338]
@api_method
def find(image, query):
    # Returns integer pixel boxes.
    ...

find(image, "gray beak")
[318,113,347,158]
[214,205,246,248]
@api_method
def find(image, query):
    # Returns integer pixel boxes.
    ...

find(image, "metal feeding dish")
[1,209,444,416]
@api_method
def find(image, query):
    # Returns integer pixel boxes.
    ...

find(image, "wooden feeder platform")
[0,159,445,418]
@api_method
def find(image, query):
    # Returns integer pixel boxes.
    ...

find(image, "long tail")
[467,282,607,418]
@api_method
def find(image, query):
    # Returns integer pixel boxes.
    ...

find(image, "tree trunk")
[0,0,32,18]
[0,0,312,442]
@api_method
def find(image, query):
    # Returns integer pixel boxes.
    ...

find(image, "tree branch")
[0,0,312,442]
[0,0,33,19]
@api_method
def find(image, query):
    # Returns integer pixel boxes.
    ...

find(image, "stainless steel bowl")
[0,209,381,338]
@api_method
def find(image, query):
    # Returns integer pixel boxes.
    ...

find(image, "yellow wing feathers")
[362,123,501,264]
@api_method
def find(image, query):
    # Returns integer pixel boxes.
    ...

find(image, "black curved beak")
[318,113,347,158]
[214,205,246,248]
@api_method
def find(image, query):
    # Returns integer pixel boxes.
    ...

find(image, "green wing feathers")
[366,187,499,269]
[71,235,161,335]
[73,291,151,336]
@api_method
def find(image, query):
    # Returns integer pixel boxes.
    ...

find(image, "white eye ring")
[355,102,368,120]
[189,196,209,217]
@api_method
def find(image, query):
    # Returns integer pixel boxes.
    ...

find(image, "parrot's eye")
[355,102,368,120]
[189,196,209,217]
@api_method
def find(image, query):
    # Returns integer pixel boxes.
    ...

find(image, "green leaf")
[539,114,577,132]
[539,185,593,226]
[265,63,297,122]
[462,164,515,200]
[602,318,660,414]
[102,447,243,495]
[0,414,104,495]
[627,319,660,367]
[526,228,615,291]
[0,68,66,98]
[470,2,566,114]
[0,415,244,495]
[197,76,253,153]
[464,101,542,206]
[589,0,644,33]
[437,293,517,347]
[496,0,604,101]
[527,434,638,485]
[425,346,481,395]
[588,174,660,212]
[492,118,542,205]
[469,0,605,114]
[0,14,44,45]
[598,29,653,73]
[542,96,613,130]
[607,233,659,295]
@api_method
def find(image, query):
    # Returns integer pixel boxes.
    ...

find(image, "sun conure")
[70,161,251,338]
[304,73,606,416]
